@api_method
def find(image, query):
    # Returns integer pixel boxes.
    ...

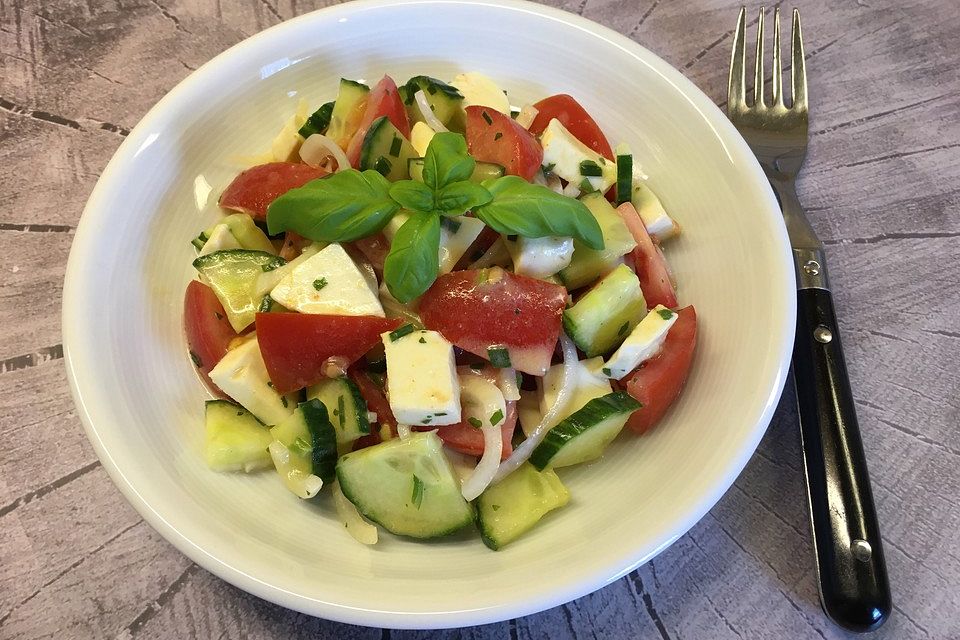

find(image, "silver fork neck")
[765,173,830,291]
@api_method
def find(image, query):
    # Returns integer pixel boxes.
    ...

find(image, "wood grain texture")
[2,0,958,638]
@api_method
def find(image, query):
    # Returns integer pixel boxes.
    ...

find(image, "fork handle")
[793,287,892,632]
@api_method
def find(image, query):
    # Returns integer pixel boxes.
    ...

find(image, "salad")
[185,72,697,550]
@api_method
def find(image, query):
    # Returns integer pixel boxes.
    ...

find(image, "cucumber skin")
[301,399,338,483]
[358,116,416,181]
[203,400,273,472]
[309,377,370,443]
[529,392,642,471]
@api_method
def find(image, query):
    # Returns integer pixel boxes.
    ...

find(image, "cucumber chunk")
[298,100,335,138]
[326,78,370,146]
[193,249,286,332]
[563,264,647,357]
[408,158,505,185]
[307,376,371,450]
[530,392,641,470]
[558,193,637,290]
[270,399,338,497]
[359,116,418,181]
[336,431,473,538]
[476,463,569,550]
[399,75,466,131]
[203,400,273,472]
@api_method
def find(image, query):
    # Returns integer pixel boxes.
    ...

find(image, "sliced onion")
[396,423,412,440]
[546,172,564,194]
[515,104,539,130]
[415,90,449,133]
[300,133,350,172]
[332,480,378,545]
[497,368,521,402]
[460,423,503,501]
[492,332,578,483]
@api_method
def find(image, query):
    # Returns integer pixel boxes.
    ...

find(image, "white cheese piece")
[383,329,461,426]
[541,119,617,193]
[254,242,323,298]
[439,216,486,274]
[410,121,436,157]
[198,224,241,257]
[505,235,574,279]
[515,104,539,130]
[382,211,409,242]
[540,356,612,420]
[209,338,296,426]
[631,181,679,241]
[450,72,511,114]
[270,243,384,316]
[601,305,678,380]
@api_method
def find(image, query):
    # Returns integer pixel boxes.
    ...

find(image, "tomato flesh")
[418,268,567,375]
[622,306,697,434]
[616,202,678,308]
[528,94,613,160]
[465,106,543,181]
[255,313,401,393]
[218,162,328,221]
[346,75,411,167]
[183,280,237,397]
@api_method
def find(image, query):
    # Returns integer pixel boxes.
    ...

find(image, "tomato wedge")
[418,268,567,375]
[183,280,237,397]
[616,202,678,308]
[434,403,517,460]
[622,306,697,434]
[346,75,411,167]
[465,106,543,181]
[255,313,401,393]
[528,94,614,160]
[219,162,328,221]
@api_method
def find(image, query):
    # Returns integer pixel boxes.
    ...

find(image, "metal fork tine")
[728,6,747,111]
[753,8,765,107]
[792,8,807,110]
[772,8,783,106]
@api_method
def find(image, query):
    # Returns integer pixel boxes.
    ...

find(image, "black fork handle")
[793,286,892,631]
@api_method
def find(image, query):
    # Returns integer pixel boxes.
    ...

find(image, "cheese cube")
[505,235,574,279]
[541,119,617,193]
[632,181,679,241]
[410,121,436,157]
[209,338,296,426]
[601,305,678,380]
[270,243,384,316]
[383,329,461,426]
[439,216,486,273]
[450,72,511,114]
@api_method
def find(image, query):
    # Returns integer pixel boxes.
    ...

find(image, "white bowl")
[63,0,795,629]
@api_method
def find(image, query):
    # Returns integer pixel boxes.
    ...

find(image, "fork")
[727,7,892,632]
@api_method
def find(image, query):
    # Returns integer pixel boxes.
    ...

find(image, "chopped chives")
[488,346,512,368]
[389,324,415,341]
[481,110,493,125]
[411,474,425,509]
[579,159,603,177]
[418,336,427,344]
[337,394,346,428]
[617,321,630,337]
[389,136,402,158]
[578,178,596,194]
[542,163,556,174]
[616,153,633,205]
[312,277,328,291]
[490,409,504,426]
[657,308,675,320]
[374,156,392,176]
[494,132,503,141]
[601,367,612,377]
[468,417,483,429]
[258,295,273,313]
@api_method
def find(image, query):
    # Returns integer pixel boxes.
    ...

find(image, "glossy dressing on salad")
[185,72,696,549]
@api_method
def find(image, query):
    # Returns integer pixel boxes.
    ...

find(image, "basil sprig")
[266,132,604,302]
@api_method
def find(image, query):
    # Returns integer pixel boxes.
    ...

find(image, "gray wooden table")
[2,0,958,638]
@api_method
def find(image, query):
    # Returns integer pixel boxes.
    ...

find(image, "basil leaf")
[267,169,400,241]
[389,180,434,213]
[422,132,475,190]
[474,176,604,250]
[384,210,441,303]
[435,182,492,216]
